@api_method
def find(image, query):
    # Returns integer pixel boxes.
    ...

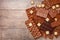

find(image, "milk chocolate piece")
[56,8,60,14]
[36,8,48,18]
[42,1,51,9]
[25,19,41,39]
[49,9,58,18]
[47,14,55,22]
[48,34,54,39]
[40,30,47,38]
[33,16,45,24]
[55,14,60,21]
[26,7,37,19]
[54,26,60,36]
[51,20,60,27]
[25,0,60,39]
[43,0,60,9]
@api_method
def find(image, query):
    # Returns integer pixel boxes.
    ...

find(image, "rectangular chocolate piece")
[25,19,41,39]
[54,26,60,35]
[51,20,60,27]
[26,7,37,19]
[36,8,48,18]
[55,15,60,21]
[51,14,60,27]
[40,21,53,32]
[33,16,45,24]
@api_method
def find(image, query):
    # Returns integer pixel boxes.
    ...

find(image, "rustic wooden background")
[0,0,60,40]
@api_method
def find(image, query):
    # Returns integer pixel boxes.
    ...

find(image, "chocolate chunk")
[49,9,58,18]
[54,26,60,36]
[55,14,60,21]
[42,0,60,9]
[51,20,60,27]
[26,7,37,19]
[51,14,60,27]
[33,16,45,24]
[40,21,54,34]
[48,34,54,39]
[42,1,51,9]
[56,8,60,14]
[25,19,41,39]
[36,8,49,18]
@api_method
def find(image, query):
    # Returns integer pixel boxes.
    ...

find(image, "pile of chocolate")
[25,0,60,39]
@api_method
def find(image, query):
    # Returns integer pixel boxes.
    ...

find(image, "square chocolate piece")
[36,8,49,18]
[26,7,37,19]
[49,9,58,18]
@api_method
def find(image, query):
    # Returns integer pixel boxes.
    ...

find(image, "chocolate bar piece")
[54,26,60,36]
[26,7,37,19]
[40,21,54,33]
[51,20,60,27]
[51,14,60,27]
[42,0,60,9]
[25,19,41,39]
[47,14,55,22]
[49,9,58,18]
[36,8,48,18]
[47,34,54,39]
[55,14,60,21]
[56,8,60,14]
[33,15,45,24]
